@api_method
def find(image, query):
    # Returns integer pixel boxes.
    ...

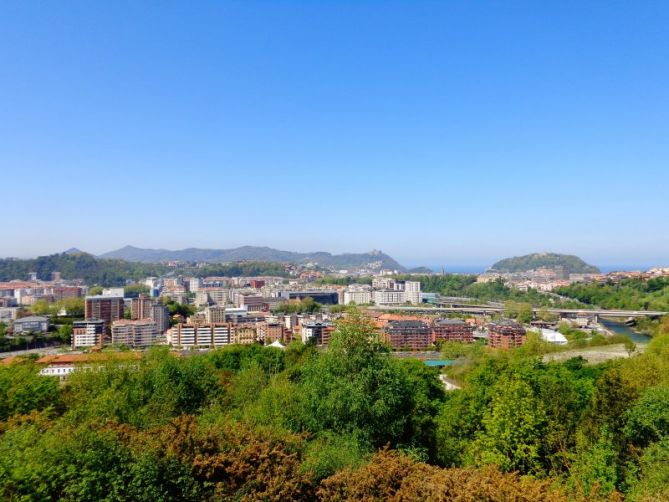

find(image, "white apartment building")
[343,289,372,305]
[72,319,105,349]
[372,278,395,289]
[169,323,233,349]
[403,281,422,304]
[372,289,406,305]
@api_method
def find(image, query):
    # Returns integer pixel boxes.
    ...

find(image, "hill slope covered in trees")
[490,252,600,274]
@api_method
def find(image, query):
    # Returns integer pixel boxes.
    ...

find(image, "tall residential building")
[488,320,526,349]
[151,303,170,334]
[130,294,154,320]
[72,319,105,349]
[85,295,124,327]
[111,319,159,348]
[205,305,227,324]
[403,281,422,304]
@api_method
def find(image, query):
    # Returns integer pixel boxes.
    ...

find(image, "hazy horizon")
[1,243,666,272]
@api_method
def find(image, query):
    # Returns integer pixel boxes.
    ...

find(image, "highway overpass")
[367,305,667,319]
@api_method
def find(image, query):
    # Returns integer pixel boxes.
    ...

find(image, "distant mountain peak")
[63,247,85,255]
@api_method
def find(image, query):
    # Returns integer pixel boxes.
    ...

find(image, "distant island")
[99,245,407,271]
[490,252,600,274]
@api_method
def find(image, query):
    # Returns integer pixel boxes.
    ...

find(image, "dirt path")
[543,343,645,365]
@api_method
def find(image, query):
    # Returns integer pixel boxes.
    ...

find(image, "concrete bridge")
[368,305,667,320]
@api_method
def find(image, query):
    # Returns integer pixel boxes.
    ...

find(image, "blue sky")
[1,1,668,267]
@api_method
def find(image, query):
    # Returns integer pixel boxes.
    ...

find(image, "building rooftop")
[15,316,48,323]
[434,318,467,326]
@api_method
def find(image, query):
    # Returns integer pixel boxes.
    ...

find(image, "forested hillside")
[557,277,669,312]
[490,253,600,274]
[2,314,669,500]
[0,253,166,285]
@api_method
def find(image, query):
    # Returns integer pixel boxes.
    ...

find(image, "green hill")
[490,252,600,274]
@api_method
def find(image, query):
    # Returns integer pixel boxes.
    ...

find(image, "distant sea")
[411,264,656,275]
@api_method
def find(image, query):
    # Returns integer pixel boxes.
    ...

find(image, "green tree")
[467,377,546,474]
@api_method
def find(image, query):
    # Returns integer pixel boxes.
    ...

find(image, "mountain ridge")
[99,245,407,271]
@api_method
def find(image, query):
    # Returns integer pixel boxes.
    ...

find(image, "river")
[599,318,652,344]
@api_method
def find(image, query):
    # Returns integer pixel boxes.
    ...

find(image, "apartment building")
[372,277,395,289]
[236,294,264,312]
[373,289,406,306]
[343,288,372,305]
[151,303,170,334]
[85,295,124,327]
[432,319,475,343]
[205,305,227,323]
[170,323,234,349]
[384,320,432,350]
[258,322,285,343]
[111,319,159,348]
[72,319,105,349]
[130,294,153,320]
[403,281,422,304]
[488,320,526,349]
[234,324,258,344]
[301,322,333,346]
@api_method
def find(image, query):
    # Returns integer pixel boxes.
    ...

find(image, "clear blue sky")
[1,1,668,268]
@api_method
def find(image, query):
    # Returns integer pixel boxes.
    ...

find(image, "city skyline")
[2,1,668,264]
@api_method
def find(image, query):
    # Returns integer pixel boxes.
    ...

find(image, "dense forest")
[557,277,669,312]
[1,314,669,500]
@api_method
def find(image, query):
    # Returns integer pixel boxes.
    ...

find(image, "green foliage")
[0,363,61,421]
[468,377,547,473]
[194,261,290,278]
[162,298,196,320]
[273,296,322,314]
[623,387,669,448]
[3,314,669,499]
[123,283,150,298]
[558,277,669,312]
[568,427,619,498]
[490,252,600,274]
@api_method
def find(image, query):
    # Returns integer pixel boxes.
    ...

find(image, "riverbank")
[599,317,653,344]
